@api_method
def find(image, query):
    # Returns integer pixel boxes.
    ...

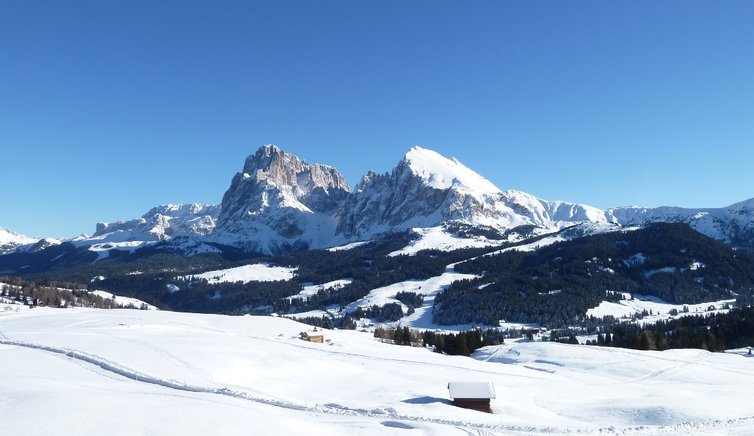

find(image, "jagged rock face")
[336,147,610,241]
[214,145,350,253]
[336,162,450,239]
[93,203,219,242]
[220,145,349,218]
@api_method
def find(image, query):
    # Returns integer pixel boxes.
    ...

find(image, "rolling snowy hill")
[1,307,753,436]
[0,227,39,255]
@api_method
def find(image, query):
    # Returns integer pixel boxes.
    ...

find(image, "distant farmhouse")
[299,331,324,343]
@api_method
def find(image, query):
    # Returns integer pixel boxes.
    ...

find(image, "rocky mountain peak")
[336,147,509,240]
[214,146,351,254]
[238,145,350,200]
[355,170,381,193]
[243,144,288,176]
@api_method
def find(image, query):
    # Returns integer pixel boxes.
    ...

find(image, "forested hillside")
[436,223,754,327]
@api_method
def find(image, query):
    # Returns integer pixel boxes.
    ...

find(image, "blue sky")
[2,1,754,238]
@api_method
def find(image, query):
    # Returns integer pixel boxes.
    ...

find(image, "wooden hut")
[447,382,496,413]
[299,331,325,343]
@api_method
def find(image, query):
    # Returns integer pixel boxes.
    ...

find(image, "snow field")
[287,279,353,300]
[89,290,158,310]
[404,147,501,195]
[326,240,371,251]
[2,308,753,435]
[0,227,38,246]
[587,293,735,325]
[181,263,297,284]
[342,265,479,331]
[388,226,502,257]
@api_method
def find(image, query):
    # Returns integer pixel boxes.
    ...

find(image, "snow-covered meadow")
[1,307,753,435]
[180,263,297,284]
[587,293,736,326]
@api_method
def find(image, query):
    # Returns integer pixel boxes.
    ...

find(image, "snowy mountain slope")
[0,227,62,255]
[586,293,735,326]
[0,227,39,254]
[608,197,754,247]
[180,263,297,284]
[403,146,500,194]
[387,226,503,256]
[15,237,63,254]
[342,265,478,316]
[337,146,752,252]
[287,279,353,300]
[212,145,350,254]
[87,290,158,310]
[343,265,481,331]
[336,147,612,244]
[1,279,156,310]
[71,203,219,254]
[2,308,754,435]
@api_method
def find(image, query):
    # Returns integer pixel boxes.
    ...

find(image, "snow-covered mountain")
[335,147,754,250]
[0,227,38,255]
[211,145,350,254]
[607,198,754,248]
[0,227,62,255]
[5,145,752,259]
[336,147,609,241]
[72,203,220,250]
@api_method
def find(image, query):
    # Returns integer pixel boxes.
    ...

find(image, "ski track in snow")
[2,331,752,435]
[113,335,218,384]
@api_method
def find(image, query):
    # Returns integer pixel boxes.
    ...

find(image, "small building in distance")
[299,331,324,343]
[447,382,496,413]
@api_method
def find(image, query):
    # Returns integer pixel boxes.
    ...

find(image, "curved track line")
[0,335,577,434]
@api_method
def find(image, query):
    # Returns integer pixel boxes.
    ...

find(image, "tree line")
[0,277,147,309]
[586,305,754,352]
[373,326,505,356]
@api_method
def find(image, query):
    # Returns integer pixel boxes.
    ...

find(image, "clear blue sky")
[2,1,753,238]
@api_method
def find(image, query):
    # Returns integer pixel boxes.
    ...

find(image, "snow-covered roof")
[447,382,496,399]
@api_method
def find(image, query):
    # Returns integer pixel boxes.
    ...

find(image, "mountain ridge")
[2,144,753,256]
[0,227,39,255]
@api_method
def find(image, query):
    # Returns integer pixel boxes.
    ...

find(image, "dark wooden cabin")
[447,382,496,413]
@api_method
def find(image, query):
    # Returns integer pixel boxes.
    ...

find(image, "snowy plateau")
[2,307,754,436]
